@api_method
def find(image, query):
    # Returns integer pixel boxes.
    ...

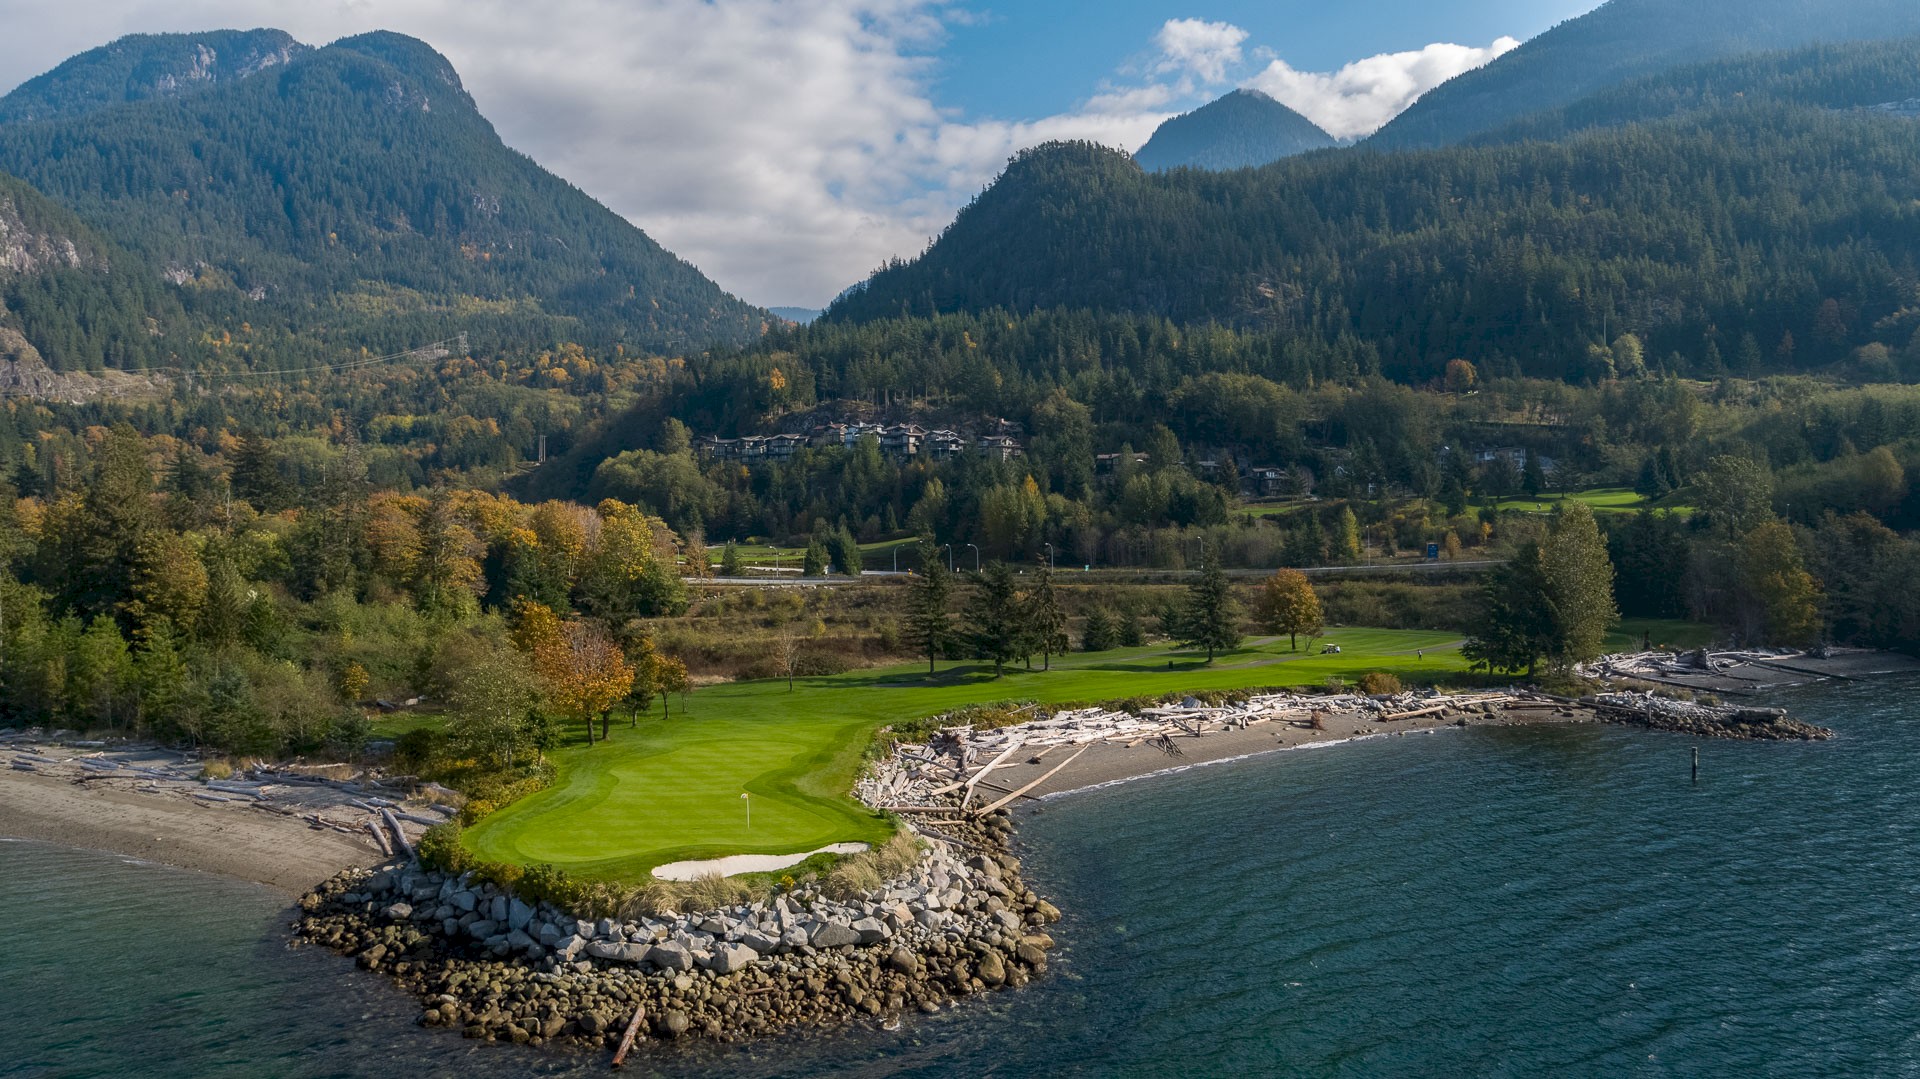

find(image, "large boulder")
[585,940,649,963]
[851,917,891,945]
[808,922,861,949]
[448,890,477,913]
[647,941,696,972]
[465,919,498,940]
[507,899,534,932]
[702,943,759,975]
[739,929,782,955]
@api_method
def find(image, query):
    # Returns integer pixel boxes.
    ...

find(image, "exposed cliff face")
[0,329,167,403]
[0,192,92,277]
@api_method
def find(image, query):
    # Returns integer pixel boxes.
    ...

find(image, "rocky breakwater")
[292,812,1059,1052]
[1586,691,1833,741]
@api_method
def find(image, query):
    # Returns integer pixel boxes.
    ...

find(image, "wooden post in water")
[1691,746,1699,784]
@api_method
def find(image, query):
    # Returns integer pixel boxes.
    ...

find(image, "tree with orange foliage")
[514,601,633,743]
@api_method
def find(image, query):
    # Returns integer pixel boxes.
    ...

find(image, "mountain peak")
[1134,88,1336,172]
[0,29,306,126]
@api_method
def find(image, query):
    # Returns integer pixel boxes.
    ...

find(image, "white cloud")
[1152,18,1248,85]
[1246,37,1521,140]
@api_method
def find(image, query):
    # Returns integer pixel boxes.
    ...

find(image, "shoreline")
[926,693,1595,810]
[1036,724,1464,802]
[0,754,382,895]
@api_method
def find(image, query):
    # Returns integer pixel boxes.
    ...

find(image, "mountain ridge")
[1370,0,1920,149]
[1134,89,1337,172]
[0,30,766,365]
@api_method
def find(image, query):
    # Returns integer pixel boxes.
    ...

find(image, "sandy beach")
[0,763,381,894]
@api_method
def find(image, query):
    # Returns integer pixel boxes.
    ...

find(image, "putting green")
[462,627,1474,881]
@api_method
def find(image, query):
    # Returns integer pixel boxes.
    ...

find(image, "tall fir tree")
[1181,543,1243,663]
[907,536,951,676]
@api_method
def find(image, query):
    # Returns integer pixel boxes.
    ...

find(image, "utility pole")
[966,543,980,572]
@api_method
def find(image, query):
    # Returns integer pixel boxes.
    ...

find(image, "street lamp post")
[940,543,954,573]
[1043,541,1054,570]
[966,543,981,572]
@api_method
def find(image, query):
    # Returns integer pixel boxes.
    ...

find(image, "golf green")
[462,628,1474,880]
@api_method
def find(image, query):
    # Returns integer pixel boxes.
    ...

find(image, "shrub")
[199,759,234,780]
[1358,672,1404,696]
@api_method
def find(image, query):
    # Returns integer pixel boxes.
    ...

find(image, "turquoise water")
[6,680,1920,1077]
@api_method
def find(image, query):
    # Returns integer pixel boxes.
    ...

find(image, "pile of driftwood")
[855,691,1525,820]
[0,732,454,853]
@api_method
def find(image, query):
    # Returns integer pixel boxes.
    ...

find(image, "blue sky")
[0,0,1606,306]
[934,1,1599,121]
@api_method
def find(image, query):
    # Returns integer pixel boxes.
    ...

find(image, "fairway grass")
[462,628,1474,881]
[1490,487,1694,517]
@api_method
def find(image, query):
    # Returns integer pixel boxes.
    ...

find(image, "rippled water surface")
[7,679,1920,1077]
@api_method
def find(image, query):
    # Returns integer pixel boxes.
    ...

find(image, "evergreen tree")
[802,537,829,577]
[964,561,1024,677]
[230,431,290,513]
[1023,556,1068,670]
[1180,543,1243,663]
[1117,608,1147,648]
[718,540,744,577]
[1465,504,1617,674]
[832,527,864,578]
[907,537,951,676]
[1080,606,1118,652]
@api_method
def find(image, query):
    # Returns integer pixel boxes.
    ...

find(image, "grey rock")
[809,922,861,949]
[382,902,413,921]
[647,942,696,972]
[449,890,477,913]
[585,940,649,963]
[781,927,810,950]
[507,898,534,932]
[739,930,782,954]
[555,935,586,962]
[851,917,890,944]
[595,917,617,939]
[465,919,498,939]
[914,908,948,930]
[506,929,534,950]
[536,922,564,946]
[704,943,759,975]
[488,896,508,924]
[992,910,1023,931]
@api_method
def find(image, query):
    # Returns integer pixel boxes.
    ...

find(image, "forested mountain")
[1485,37,1920,144]
[0,171,189,371]
[1134,90,1337,172]
[828,48,1920,384]
[1370,0,1920,149]
[0,29,306,126]
[0,31,765,368]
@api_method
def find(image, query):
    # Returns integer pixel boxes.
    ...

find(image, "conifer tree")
[964,562,1023,677]
[1023,555,1068,670]
[1180,543,1243,663]
[907,536,952,677]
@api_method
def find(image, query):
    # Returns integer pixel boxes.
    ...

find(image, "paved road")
[688,561,1504,586]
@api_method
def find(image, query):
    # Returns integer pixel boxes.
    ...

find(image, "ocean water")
[6,679,1920,1078]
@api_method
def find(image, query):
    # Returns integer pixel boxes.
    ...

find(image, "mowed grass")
[1490,487,1693,517]
[461,627,1473,881]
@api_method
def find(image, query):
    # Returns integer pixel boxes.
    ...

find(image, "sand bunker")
[652,842,870,881]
